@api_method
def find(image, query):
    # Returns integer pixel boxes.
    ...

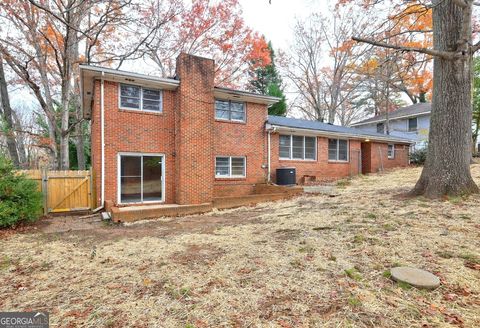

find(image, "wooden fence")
[20,169,94,215]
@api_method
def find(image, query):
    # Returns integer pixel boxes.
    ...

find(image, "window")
[279,135,316,160]
[215,100,245,122]
[215,156,246,178]
[328,139,349,162]
[388,144,395,159]
[279,135,291,158]
[408,117,418,131]
[376,122,385,134]
[119,154,163,203]
[120,84,162,112]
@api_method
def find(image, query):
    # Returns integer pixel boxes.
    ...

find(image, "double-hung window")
[328,139,349,162]
[387,144,395,159]
[215,156,246,178]
[120,83,162,112]
[279,135,316,160]
[408,117,418,132]
[215,100,245,122]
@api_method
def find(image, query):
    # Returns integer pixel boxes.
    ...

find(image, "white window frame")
[279,134,317,161]
[214,99,246,122]
[387,144,395,159]
[118,83,163,113]
[117,152,165,205]
[328,138,349,162]
[215,156,246,178]
[408,117,418,132]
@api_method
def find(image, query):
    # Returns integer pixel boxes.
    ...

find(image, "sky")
[8,0,329,112]
[241,0,325,49]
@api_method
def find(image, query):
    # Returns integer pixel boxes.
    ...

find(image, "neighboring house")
[80,53,413,220]
[350,103,431,149]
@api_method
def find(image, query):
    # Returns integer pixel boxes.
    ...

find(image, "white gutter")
[350,111,431,127]
[92,72,105,212]
[79,64,180,88]
[266,123,414,144]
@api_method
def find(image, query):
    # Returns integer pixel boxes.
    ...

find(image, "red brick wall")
[213,103,268,197]
[366,142,409,173]
[270,134,362,184]
[89,53,410,208]
[174,54,215,204]
[91,80,176,207]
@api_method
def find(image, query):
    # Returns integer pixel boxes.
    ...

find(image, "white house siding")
[352,114,430,150]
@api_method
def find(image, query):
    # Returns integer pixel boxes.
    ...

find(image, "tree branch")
[352,36,460,60]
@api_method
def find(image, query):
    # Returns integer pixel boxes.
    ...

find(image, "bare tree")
[0,0,175,169]
[284,7,370,124]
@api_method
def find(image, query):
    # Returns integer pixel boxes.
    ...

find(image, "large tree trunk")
[410,1,479,198]
[0,56,21,167]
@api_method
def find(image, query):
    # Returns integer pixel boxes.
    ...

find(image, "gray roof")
[351,102,431,126]
[267,115,413,144]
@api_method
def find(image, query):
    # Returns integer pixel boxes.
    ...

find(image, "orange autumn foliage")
[340,0,433,103]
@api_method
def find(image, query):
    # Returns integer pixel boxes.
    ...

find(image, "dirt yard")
[1,166,480,327]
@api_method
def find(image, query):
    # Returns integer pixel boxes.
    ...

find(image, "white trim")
[117,152,166,205]
[215,156,247,178]
[79,64,179,87]
[387,144,395,159]
[278,134,317,161]
[267,131,271,183]
[328,138,350,163]
[350,112,431,127]
[100,75,105,208]
[118,83,163,113]
[266,124,414,144]
[214,87,280,105]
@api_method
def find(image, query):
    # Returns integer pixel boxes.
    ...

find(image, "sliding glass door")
[119,154,163,203]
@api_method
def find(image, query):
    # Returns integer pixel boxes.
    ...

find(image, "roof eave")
[350,111,431,127]
[266,123,414,144]
[80,65,180,119]
[214,87,280,105]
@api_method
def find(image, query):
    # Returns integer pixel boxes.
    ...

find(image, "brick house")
[80,53,412,220]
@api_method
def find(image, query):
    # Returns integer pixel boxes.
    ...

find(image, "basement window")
[215,99,245,122]
[215,156,246,178]
[279,135,316,160]
[119,83,163,112]
[328,139,349,162]
[388,144,395,159]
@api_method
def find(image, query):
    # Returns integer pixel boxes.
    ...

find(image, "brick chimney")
[174,53,215,204]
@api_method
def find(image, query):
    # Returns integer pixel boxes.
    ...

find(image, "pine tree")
[249,42,287,116]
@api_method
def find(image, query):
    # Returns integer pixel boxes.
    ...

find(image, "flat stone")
[390,267,440,290]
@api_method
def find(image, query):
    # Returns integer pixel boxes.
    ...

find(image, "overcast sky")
[241,0,325,49]
[10,0,328,111]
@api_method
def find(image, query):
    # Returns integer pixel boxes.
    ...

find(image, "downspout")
[92,72,105,212]
[267,130,271,183]
[266,126,277,183]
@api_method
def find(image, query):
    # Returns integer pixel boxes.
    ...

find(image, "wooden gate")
[20,169,93,214]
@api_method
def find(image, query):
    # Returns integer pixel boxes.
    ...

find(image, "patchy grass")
[1,165,480,327]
